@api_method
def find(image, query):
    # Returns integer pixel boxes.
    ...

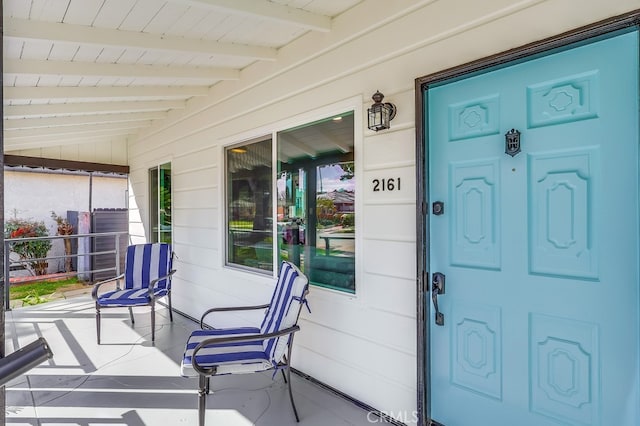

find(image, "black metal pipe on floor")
[0,337,54,387]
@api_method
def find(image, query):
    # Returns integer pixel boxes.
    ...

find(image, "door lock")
[432,201,444,216]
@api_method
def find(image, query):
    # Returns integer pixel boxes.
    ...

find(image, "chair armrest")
[147,269,177,299]
[191,325,301,376]
[92,274,125,300]
[200,304,270,329]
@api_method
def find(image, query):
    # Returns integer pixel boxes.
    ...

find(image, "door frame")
[414,10,640,426]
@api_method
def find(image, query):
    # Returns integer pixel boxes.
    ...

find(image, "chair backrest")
[124,243,173,290]
[260,261,309,364]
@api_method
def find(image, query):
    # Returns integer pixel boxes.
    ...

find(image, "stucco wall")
[4,169,128,273]
[123,0,639,422]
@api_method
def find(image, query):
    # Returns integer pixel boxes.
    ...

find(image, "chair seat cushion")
[97,288,168,306]
[181,327,273,377]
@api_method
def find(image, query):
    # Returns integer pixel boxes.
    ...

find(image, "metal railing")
[3,231,128,310]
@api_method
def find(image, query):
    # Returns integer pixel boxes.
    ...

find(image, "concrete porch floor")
[5,297,383,425]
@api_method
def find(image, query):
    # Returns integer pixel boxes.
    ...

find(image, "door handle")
[431,272,445,326]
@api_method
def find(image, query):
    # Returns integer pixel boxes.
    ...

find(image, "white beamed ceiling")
[2,0,361,153]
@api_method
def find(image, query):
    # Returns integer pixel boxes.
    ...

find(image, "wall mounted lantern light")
[367,90,397,131]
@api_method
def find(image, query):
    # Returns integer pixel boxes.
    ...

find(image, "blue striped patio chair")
[181,261,310,426]
[92,243,176,344]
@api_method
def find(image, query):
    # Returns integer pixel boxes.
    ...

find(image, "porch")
[5,297,382,425]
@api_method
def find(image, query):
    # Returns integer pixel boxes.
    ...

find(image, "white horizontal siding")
[172,146,220,171]
[364,272,416,318]
[294,342,416,420]
[363,204,416,241]
[125,0,640,422]
[363,239,416,281]
[172,186,217,210]
[364,127,415,167]
[172,207,218,230]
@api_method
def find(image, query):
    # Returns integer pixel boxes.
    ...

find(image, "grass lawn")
[10,277,88,306]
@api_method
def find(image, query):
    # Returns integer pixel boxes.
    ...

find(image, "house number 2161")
[372,178,401,192]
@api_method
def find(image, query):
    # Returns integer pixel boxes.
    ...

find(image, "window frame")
[220,96,363,296]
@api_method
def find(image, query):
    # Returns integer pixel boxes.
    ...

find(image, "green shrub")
[5,218,52,276]
[340,214,355,227]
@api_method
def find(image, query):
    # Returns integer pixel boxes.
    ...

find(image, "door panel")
[450,159,501,270]
[427,30,639,425]
[528,148,598,279]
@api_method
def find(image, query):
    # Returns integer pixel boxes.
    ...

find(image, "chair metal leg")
[280,354,289,383]
[151,302,156,342]
[128,307,135,324]
[285,364,300,422]
[284,344,300,422]
[198,375,209,426]
[96,304,101,344]
[168,293,174,322]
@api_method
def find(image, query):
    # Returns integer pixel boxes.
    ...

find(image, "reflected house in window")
[320,189,355,214]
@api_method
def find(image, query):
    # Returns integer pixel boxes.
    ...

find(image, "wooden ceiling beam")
[3,86,209,100]
[4,100,186,118]
[5,17,277,61]
[176,0,331,32]
[5,58,239,80]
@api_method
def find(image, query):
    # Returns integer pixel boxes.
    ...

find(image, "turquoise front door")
[427,30,639,425]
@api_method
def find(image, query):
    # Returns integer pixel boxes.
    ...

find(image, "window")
[149,162,172,244]
[277,113,355,293]
[226,137,273,271]
[224,112,356,293]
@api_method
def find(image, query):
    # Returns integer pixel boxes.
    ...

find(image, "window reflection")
[277,112,355,293]
[149,162,172,244]
[226,138,273,271]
